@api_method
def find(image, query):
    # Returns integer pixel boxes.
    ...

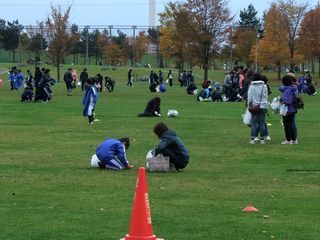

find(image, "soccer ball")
[159,84,166,93]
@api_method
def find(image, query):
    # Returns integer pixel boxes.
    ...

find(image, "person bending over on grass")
[153,122,190,171]
[137,97,161,117]
[90,137,134,170]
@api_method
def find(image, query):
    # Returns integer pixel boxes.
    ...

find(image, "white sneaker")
[265,136,271,141]
[254,137,259,141]
[249,139,256,144]
[292,140,298,144]
[281,140,292,145]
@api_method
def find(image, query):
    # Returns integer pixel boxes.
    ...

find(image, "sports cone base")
[120,167,165,240]
[120,238,164,240]
[243,204,258,212]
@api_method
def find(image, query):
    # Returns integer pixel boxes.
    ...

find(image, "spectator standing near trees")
[79,68,88,91]
[247,73,269,144]
[64,68,73,96]
[167,69,173,87]
[127,69,133,87]
[279,75,299,144]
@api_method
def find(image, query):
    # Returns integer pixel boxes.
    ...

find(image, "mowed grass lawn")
[0,66,320,240]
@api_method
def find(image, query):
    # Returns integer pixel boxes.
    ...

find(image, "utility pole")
[85,31,89,67]
[132,25,136,67]
[229,26,233,71]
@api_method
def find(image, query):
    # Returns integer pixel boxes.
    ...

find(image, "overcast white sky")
[0,0,315,26]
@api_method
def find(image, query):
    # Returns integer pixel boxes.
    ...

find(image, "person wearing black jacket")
[137,97,161,117]
[64,68,73,96]
[127,69,133,87]
[80,68,88,91]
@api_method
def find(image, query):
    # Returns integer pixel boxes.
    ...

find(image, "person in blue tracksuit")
[82,77,99,124]
[16,70,24,89]
[90,138,134,170]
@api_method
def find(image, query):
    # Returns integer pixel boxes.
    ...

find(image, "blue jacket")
[82,85,98,116]
[279,85,298,113]
[96,138,128,167]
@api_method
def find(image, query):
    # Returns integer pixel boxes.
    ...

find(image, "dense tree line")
[159,0,320,80]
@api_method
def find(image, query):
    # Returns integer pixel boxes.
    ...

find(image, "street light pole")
[229,26,233,71]
[132,25,136,67]
[85,27,90,67]
[255,28,260,73]
[19,32,22,65]
[255,36,258,72]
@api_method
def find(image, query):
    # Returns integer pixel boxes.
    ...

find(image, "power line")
[0,1,168,7]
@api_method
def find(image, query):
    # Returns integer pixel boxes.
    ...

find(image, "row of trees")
[0,6,154,80]
[1,1,320,80]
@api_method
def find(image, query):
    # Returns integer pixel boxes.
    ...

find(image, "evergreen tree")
[238,4,260,29]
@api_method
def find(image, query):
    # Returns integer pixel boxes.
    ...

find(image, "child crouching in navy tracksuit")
[90,137,134,170]
[82,77,99,124]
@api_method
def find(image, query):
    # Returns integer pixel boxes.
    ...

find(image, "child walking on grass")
[82,77,99,124]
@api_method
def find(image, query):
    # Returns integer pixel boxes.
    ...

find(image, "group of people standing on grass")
[8,66,56,103]
[63,68,116,96]
[246,71,305,145]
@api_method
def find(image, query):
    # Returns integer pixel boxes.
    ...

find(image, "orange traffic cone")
[120,167,164,240]
[243,204,258,212]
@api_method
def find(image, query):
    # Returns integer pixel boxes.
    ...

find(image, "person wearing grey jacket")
[247,73,268,144]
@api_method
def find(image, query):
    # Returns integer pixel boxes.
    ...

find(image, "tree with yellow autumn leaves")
[298,5,320,76]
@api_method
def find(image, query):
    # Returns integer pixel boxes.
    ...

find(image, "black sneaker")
[98,161,106,169]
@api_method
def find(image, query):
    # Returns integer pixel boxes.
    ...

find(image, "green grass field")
[0,65,320,240]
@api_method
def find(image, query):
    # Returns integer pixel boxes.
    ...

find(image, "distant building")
[148,42,157,54]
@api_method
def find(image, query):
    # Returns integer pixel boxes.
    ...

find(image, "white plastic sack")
[146,149,169,172]
[90,154,100,167]
[167,109,179,117]
[280,104,288,116]
[271,97,280,113]
[243,108,252,126]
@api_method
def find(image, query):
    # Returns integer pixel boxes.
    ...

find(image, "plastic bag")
[280,104,288,116]
[167,109,179,117]
[271,97,280,113]
[146,149,169,172]
[243,108,252,126]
